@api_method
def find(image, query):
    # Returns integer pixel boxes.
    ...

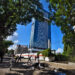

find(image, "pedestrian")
[36,54,39,63]
[31,55,40,70]
[9,54,15,70]
[35,56,36,61]
[28,55,32,64]
[14,55,18,63]
[18,54,22,62]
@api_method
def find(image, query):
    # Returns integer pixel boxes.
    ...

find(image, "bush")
[55,54,68,61]
[69,56,75,62]
[37,48,53,57]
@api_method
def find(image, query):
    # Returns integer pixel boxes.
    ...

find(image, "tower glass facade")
[29,10,51,50]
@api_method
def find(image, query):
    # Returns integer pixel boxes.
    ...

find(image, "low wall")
[16,53,44,60]
[16,53,55,61]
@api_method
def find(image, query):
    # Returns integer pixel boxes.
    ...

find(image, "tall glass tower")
[29,10,51,51]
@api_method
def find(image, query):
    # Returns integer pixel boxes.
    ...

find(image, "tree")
[48,0,75,58]
[7,49,14,55]
[38,49,51,57]
[0,40,13,62]
[0,0,44,40]
[0,0,44,62]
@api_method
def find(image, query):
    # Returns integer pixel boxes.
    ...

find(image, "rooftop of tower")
[37,8,50,21]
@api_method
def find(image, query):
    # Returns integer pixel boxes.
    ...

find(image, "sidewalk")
[41,61,75,75]
[0,58,34,75]
[42,61,75,70]
[0,58,54,75]
[0,57,75,75]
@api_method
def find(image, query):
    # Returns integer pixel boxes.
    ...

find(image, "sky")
[6,0,64,53]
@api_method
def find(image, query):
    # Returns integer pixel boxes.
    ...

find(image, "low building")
[14,45,28,54]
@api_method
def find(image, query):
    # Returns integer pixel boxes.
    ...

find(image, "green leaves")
[2,40,13,48]
[0,0,44,55]
[49,0,75,59]
[38,49,51,57]
[0,0,44,37]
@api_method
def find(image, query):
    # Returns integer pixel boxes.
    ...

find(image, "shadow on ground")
[5,73,19,75]
[60,69,75,75]
[0,57,75,75]
[5,70,34,75]
[0,57,26,69]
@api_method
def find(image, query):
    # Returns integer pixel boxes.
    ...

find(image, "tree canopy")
[0,0,44,56]
[48,0,75,58]
[0,0,44,40]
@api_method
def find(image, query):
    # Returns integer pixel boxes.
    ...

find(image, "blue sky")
[7,0,64,53]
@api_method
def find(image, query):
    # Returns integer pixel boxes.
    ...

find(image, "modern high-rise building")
[29,9,51,51]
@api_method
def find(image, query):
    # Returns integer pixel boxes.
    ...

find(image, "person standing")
[18,54,22,62]
[28,55,32,64]
[9,55,14,70]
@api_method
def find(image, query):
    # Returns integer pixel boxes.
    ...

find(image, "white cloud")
[6,32,18,41]
[6,36,13,41]
[6,32,19,50]
[14,40,19,44]
[13,32,18,36]
[8,45,17,50]
[56,48,63,54]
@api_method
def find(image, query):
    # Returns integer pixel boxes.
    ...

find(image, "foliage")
[48,0,75,58]
[2,40,13,49]
[69,56,75,62]
[7,49,14,55]
[37,48,52,57]
[0,0,44,40]
[55,54,68,61]
[0,40,13,55]
[0,0,44,56]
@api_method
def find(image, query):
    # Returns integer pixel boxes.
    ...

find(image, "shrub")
[69,56,75,62]
[37,48,53,57]
[55,54,68,61]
